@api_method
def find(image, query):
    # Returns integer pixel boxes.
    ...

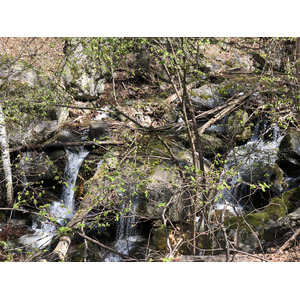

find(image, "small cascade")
[50,148,89,223]
[105,198,143,262]
[94,106,110,121]
[19,147,89,249]
[215,122,285,213]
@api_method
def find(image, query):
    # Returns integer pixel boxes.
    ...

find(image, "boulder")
[8,120,59,147]
[278,129,300,178]
[178,132,224,158]
[14,130,80,185]
[226,109,252,142]
[225,135,281,185]
[191,81,241,111]
[0,54,70,147]
[264,207,300,242]
[88,121,110,141]
[62,38,105,100]
[136,164,193,222]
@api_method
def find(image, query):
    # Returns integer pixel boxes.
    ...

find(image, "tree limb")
[9,140,123,153]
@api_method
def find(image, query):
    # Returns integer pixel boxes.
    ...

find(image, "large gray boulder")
[136,165,192,222]
[62,39,105,100]
[8,120,59,147]
[0,54,70,147]
[191,81,241,111]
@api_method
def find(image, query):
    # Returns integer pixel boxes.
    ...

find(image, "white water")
[215,123,285,213]
[105,200,143,262]
[19,147,89,249]
[94,106,110,121]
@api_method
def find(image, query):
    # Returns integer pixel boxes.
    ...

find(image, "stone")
[278,129,300,178]
[226,109,252,142]
[62,38,106,100]
[1,54,71,148]
[264,207,300,242]
[178,132,224,158]
[8,120,59,147]
[136,164,193,222]
[191,81,241,111]
[191,84,224,111]
[88,121,110,141]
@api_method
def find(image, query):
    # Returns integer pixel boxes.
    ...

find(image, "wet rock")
[278,129,300,178]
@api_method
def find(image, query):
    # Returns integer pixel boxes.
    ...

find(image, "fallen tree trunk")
[198,89,257,135]
[9,140,123,153]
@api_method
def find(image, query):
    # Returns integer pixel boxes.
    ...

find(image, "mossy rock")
[226,109,252,142]
[217,81,241,98]
[225,186,300,239]
[199,133,224,157]
[279,129,300,158]
[151,225,169,253]
[178,132,224,157]
[225,211,270,239]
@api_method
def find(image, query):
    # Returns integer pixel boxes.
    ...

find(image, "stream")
[104,197,144,262]
[19,147,89,249]
[216,121,286,213]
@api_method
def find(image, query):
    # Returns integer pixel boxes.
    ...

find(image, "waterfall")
[215,122,285,213]
[105,197,143,262]
[49,148,89,224]
[19,147,89,249]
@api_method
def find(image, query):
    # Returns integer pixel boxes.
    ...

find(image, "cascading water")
[19,147,89,249]
[105,197,143,262]
[215,121,285,213]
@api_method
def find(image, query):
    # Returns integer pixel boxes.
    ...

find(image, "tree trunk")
[0,102,13,207]
[296,37,300,85]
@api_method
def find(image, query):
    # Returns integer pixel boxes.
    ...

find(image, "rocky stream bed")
[0,38,300,262]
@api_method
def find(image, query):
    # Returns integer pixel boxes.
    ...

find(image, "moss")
[151,225,169,253]
[264,196,289,221]
[225,212,270,237]
[217,82,239,98]
[226,109,252,142]
[179,132,224,157]
[225,187,300,238]
[271,187,300,212]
